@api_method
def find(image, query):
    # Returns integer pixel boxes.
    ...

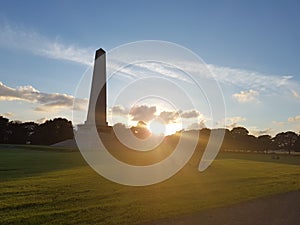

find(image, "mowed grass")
[0,145,299,225]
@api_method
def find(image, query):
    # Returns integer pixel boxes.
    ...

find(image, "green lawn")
[0,145,299,225]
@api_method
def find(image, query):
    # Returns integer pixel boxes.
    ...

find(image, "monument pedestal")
[78,122,112,134]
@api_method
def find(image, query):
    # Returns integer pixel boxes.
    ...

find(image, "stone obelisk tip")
[95,48,106,60]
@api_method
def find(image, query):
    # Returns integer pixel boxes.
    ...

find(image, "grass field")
[0,144,299,225]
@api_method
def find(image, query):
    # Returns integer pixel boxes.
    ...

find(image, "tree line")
[194,127,300,154]
[0,116,299,153]
[0,116,73,145]
[129,121,300,154]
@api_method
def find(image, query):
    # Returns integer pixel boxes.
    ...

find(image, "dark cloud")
[110,105,128,115]
[129,105,156,122]
[159,111,179,123]
[180,109,200,118]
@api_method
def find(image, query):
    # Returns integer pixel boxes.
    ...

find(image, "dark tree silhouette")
[247,134,258,151]
[1,115,299,154]
[0,116,9,143]
[231,127,249,137]
[31,118,73,145]
[200,128,211,136]
[130,121,151,139]
[230,127,250,150]
[293,133,300,152]
[7,121,38,144]
[257,135,272,153]
[273,131,298,155]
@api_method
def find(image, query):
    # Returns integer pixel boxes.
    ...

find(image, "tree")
[31,118,73,145]
[292,133,300,152]
[230,127,251,151]
[246,134,258,151]
[0,116,9,143]
[231,127,249,137]
[273,131,298,155]
[257,135,272,153]
[130,121,151,139]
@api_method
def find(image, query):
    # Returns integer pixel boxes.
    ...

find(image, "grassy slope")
[0,145,299,225]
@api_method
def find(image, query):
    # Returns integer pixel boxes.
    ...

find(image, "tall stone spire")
[85,48,108,127]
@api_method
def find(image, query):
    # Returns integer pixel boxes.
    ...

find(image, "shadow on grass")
[0,144,86,181]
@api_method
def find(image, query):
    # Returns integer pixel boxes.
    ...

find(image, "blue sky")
[0,0,299,136]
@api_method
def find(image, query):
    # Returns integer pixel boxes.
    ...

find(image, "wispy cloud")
[291,90,300,99]
[186,120,206,130]
[0,112,13,118]
[0,22,93,66]
[217,116,246,129]
[108,58,299,99]
[225,116,246,124]
[288,115,300,122]
[0,81,87,112]
[107,60,192,83]
[232,89,259,103]
[1,21,298,97]
[272,121,286,126]
[206,64,295,94]
[249,127,272,136]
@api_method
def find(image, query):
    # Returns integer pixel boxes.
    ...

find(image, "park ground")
[0,144,299,224]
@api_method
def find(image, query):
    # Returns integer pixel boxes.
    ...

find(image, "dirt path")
[142,191,300,225]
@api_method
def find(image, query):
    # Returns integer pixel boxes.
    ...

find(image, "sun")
[148,118,166,135]
[148,119,181,136]
[165,123,182,135]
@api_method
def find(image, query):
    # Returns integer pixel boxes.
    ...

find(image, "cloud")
[249,127,272,136]
[159,111,179,123]
[180,109,201,118]
[108,104,203,125]
[0,81,87,112]
[291,90,300,99]
[272,121,285,126]
[0,112,13,118]
[109,105,128,115]
[0,22,93,66]
[1,20,299,98]
[232,89,259,103]
[218,116,246,129]
[107,60,192,83]
[226,116,246,124]
[129,105,156,122]
[186,120,206,130]
[288,115,300,123]
[207,64,295,94]
[135,62,191,82]
[2,21,299,99]
[108,58,299,102]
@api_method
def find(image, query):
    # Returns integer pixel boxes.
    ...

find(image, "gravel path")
[142,191,300,225]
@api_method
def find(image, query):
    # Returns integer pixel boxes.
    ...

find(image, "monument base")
[75,123,114,151]
[96,125,112,134]
[77,122,112,134]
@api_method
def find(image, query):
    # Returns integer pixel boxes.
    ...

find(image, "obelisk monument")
[85,48,109,130]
